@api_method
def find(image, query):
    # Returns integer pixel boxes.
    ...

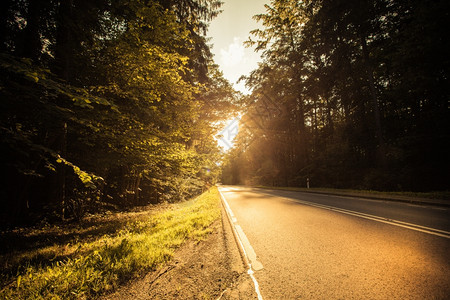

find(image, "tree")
[223,0,449,192]
[0,0,234,227]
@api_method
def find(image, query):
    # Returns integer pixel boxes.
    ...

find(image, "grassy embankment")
[257,186,450,202]
[0,187,221,299]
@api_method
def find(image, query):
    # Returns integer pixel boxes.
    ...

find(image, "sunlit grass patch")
[0,187,221,299]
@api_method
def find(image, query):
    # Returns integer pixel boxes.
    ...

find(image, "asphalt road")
[219,186,450,299]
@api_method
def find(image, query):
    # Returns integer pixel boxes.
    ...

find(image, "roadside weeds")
[103,202,257,300]
[0,188,221,299]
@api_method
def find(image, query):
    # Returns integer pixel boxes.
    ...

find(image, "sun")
[216,116,241,151]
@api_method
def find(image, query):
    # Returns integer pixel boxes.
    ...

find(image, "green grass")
[0,187,221,299]
[256,186,450,201]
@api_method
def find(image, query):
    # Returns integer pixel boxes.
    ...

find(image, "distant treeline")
[222,0,449,191]
[0,0,236,227]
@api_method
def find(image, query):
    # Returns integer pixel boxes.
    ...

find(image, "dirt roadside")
[101,204,258,300]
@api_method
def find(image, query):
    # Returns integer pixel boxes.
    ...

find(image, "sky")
[208,0,269,95]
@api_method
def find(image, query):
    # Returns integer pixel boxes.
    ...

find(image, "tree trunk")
[58,122,67,220]
[54,0,74,81]
[360,34,386,167]
[295,94,309,170]
[19,0,44,61]
[134,173,141,205]
[0,0,13,52]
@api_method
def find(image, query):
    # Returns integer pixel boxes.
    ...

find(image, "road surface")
[219,186,450,299]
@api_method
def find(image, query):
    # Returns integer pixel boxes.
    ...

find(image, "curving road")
[219,186,450,299]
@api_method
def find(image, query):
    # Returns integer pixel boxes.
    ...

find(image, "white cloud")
[213,36,261,95]
[220,37,246,67]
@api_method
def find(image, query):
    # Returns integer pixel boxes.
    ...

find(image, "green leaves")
[0,0,233,224]
[0,53,116,109]
[56,155,103,190]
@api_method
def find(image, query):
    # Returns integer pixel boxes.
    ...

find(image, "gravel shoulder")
[101,204,258,299]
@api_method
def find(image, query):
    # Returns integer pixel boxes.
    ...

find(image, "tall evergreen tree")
[223,0,449,191]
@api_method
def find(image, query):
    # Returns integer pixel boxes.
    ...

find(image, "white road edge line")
[218,188,264,300]
[281,197,450,239]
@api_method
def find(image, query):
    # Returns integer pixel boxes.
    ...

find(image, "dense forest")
[2,0,449,228]
[0,0,238,228]
[222,0,449,192]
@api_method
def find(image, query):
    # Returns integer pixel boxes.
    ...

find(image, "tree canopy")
[0,0,239,227]
[222,0,449,192]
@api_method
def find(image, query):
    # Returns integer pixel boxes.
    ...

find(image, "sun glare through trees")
[216,116,241,151]
[0,0,449,298]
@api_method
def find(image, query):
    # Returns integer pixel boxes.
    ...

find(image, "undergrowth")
[0,187,221,299]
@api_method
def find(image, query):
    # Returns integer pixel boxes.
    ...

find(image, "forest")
[1,0,449,229]
[2,0,449,298]
[0,0,236,228]
[222,0,449,192]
